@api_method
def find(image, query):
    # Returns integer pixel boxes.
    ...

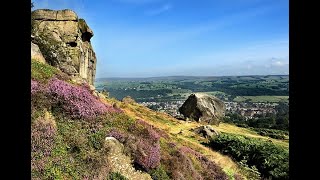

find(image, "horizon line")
[96,74,289,80]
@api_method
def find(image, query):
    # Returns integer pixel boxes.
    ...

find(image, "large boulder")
[31,9,97,85]
[179,93,226,125]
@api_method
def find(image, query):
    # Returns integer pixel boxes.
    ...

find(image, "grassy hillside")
[31,60,288,180]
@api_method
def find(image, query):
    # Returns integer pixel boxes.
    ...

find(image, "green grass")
[233,96,289,103]
[31,59,60,83]
[107,172,128,180]
[208,133,289,179]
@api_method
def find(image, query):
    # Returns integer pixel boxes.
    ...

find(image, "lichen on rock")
[31,9,96,85]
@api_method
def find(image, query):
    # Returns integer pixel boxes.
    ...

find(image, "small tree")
[31,2,34,9]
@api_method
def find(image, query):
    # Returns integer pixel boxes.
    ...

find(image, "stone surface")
[193,125,220,138]
[31,9,78,21]
[89,85,95,91]
[105,137,152,180]
[179,93,226,125]
[122,96,136,104]
[31,9,96,85]
[31,42,46,63]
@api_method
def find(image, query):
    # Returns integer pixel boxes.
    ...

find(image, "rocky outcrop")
[31,9,97,85]
[105,137,152,180]
[192,125,220,138]
[179,93,226,125]
[31,42,46,63]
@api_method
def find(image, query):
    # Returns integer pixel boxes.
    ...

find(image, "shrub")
[208,133,289,179]
[107,172,128,180]
[135,139,161,171]
[118,119,162,171]
[31,117,57,174]
[31,80,51,112]
[133,120,162,171]
[88,131,105,150]
[47,78,121,119]
[252,128,288,140]
[135,119,161,142]
[31,78,122,120]
[178,146,228,180]
[150,165,170,180]
[31,80,41,95]
[170,148,202,180]
[107,129,127,143]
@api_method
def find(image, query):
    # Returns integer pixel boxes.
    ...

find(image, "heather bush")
[208,133,289,179]
[135,139,161,170]
[31,117,57,174]
[170,148,203,180]
[111,119,163,171]
[107,129,127,143]
[47,78,121,119]
[135,119,161,142]
[128,119,162,171]
[179,146,202,159]
[31,80,40,95]
[31,80,52,113]
[32,78,122,120]
[178,146,228,180]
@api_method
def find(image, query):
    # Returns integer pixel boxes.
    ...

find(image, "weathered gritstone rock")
[105,137,152,180]
[179,93,226,125]
[31,9,96,85]
[31,42,46,63]
[192,125,220,138]
[30,9,78,21]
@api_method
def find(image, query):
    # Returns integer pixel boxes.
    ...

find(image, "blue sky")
[32,0,289,78]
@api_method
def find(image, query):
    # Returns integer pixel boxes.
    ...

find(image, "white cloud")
[145,3,172,16]
[97,5,279,56]
[271,60,288,67]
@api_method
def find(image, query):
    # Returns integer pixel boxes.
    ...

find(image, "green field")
[233,96,289,103]
[95,75,289,102]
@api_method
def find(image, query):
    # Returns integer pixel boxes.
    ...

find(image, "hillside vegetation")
[31,59,288,179]
[96,75,288,102]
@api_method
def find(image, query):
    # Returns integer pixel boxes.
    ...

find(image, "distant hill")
[96,75,289,82]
